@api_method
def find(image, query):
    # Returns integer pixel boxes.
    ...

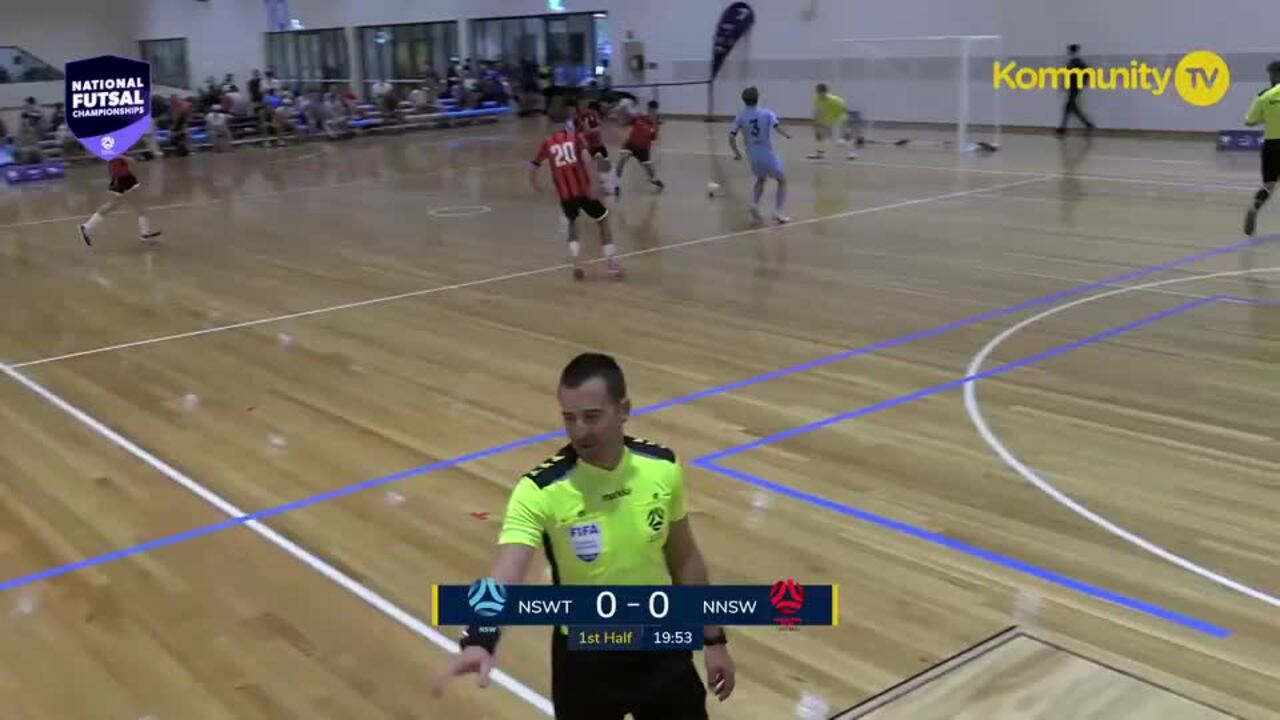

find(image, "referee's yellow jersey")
[500,436,686,594]
[815,92,849,128]
[1246,84,1280,139]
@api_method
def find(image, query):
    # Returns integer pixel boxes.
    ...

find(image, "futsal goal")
[831,35,1004,154]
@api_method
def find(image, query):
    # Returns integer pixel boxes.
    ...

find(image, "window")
[0,46,63,84]
[469,12,606,85]
[358,21,457,95]
[139,38,189,89]
[265,28,350,93]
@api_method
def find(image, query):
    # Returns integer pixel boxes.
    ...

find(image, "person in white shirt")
[205,104,233,151]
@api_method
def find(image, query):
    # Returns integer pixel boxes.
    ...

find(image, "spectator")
[20,97,42,131]
[264,69,281,95]
[206,104,233,151]
[267,98,295,146]
[168,94,191,156]
[248,69,264,105]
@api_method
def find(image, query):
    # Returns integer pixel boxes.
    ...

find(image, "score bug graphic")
[434,580,837,631]
[769,578,806,627]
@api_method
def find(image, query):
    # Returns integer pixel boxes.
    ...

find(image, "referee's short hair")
[560,353,627,403]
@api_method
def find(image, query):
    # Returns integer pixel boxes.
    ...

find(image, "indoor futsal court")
[3,3,1280,719]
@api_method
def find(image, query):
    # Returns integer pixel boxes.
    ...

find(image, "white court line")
[11,175,1049,368]
[0,359,556,714]
[660,149,1259,191]
[0,157,525,231]
[1093,154,1210,166]
[964,267,1280,609]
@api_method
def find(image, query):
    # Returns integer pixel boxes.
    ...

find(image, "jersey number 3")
[750,118,761,137]
[550,142,578,167]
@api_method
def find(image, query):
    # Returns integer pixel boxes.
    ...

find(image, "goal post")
[831,34,1004,154]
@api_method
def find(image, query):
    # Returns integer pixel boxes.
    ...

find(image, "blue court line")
[692,458,1231,637]
[1218,295,1280,307]
[700,296,1222,463]
[0,235,1272,593]
[692,296,1232,636]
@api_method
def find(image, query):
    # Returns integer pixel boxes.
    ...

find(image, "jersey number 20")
[550,142,578,167]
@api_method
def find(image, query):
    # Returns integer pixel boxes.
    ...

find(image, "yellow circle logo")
[1174,50,1230,106]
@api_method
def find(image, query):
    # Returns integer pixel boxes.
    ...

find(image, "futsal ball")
[707,181,721,197]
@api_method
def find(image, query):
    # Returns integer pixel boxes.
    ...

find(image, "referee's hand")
[704,644,736,702]
[432,646,495,697]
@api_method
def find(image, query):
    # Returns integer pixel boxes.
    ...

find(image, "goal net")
[831,35,1003,154]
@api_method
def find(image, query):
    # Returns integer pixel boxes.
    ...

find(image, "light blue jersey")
[732,106,784,179]
[731,106,779,152]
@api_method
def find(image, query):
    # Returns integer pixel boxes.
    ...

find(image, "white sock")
[603,243,617,260]
[84,213,104,232]
[138,215,153,234]
[600,170,613,193]
[568,240,581,258]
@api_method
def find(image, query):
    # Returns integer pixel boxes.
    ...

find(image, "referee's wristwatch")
[704,629,728,646]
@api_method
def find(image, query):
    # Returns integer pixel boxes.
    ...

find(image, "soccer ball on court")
[707,181,721,197]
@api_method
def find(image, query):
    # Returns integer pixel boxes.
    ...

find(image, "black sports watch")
[704,630,728,646]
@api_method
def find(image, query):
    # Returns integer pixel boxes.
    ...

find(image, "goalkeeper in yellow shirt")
[809,83,858,160]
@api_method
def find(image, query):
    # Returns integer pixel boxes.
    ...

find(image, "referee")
[1244,60,1280,236]
[433,352,735,719]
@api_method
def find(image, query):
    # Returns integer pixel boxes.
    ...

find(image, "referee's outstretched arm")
[665,515,737,702]
[431,543,536,694]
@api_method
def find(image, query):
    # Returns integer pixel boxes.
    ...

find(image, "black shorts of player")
[623,143,651,164]
[1262,139,1280,184]
[560,196,609,222]
[109,174,140,195]
[588,144,609,159]
[550,629,707,720]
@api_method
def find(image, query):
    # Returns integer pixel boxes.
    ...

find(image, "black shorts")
[109,174,140,195]
[550,629,707,720]
[560,196,609,222]
[624,143,651,164]
[1263,139,1280,184]
[588,144,608,159]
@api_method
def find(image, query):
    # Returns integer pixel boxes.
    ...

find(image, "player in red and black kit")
[615,100,664,196]
[531,103,621,280]
[79,155,162,247]
[576,100,616,195]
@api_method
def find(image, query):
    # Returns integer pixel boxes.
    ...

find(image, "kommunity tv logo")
[994,50,1231,107]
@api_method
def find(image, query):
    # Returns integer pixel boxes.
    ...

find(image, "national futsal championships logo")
[994,50,1230,107]
[467,577,507,618]
[65,54,152,161]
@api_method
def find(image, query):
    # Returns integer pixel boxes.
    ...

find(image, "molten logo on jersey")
[65,55,152,161]
[769,579,805,627]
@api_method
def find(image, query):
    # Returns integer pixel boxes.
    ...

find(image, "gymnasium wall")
[609,0,1273,132]
[3,0,1271,133]
[0,0,138,109]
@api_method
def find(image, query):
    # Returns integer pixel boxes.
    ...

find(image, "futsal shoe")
[773,213,791,224]
[141,230,163,244]
[1244,207,1258,237]
[573,266,586,281]
[79,224,93,247]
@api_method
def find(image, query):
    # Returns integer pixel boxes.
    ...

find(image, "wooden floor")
[0,118,1278,719]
